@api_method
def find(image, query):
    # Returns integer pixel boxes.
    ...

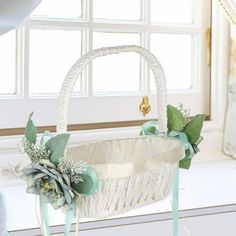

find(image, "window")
[0,30,16,95]
[0,0,211,131]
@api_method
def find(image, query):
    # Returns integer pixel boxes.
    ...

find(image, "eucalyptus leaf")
[63,189,72,205]
[72,166,98,196]
[183,114,206,144]
[192,144,200,154]
[72,174,95,196]
[167,105,186,132]
[25,112,37,144]
[195,136,203,145]
[45,134,70,166]
[22,167,37,175]
[179,159,192,169]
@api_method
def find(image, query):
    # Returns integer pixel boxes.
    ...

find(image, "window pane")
[151,0,193,24]
[93,32,140,93]
[29,29,81,95]
[32,0,81,19]
[94,0,141,21]
[150,34,192,90]
[0,30,16,95]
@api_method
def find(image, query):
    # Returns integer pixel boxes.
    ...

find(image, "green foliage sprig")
[21,114,98,209]
[167,105,206,143]
[167,105,206,169]
[141,104,206,169]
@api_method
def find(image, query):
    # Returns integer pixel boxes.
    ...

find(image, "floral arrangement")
[141,104,206,169]
[21,113,98,209]
[20,104,205,236]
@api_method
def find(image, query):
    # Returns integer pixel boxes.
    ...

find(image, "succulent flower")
[22,159,75,209]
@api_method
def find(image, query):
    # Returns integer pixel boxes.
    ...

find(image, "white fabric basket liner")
[67,136,184,218]
[68,136,184,179]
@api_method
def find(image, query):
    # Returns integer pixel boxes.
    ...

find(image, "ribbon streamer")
[75,206,80,236]
[141,121,182,236]
[172,167,179,236]
[39,195,50,236]
[65,203,76,236]
[39,195,76,236]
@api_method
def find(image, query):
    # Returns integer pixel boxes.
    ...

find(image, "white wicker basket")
[57,45,185,218]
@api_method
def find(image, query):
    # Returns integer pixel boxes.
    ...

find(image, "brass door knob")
[139,96,151,116]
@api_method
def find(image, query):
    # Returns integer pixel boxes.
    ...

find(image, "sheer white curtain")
[218,0,236,157]
[224,34,236,158]
[218,0,236,23]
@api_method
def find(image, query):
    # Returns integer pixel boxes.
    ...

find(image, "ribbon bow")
[141,121,197,169]
[168,130,195,169]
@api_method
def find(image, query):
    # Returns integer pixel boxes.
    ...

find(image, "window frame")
[0,0,211,133]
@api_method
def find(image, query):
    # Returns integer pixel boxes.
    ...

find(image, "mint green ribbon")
[141,120,159,136]
[39,195,50,236]
[141,121,195,169]
[83,165,99,196]
[168,130,195,169]
[172,166,179,236]
[40,131,53,146]
[168,131,194,158]
[39,195,76,236]
[64,202,76,236]
[141,122,184,236]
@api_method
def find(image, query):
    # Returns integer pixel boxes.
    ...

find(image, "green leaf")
[72,174,94,195]
[72,166,98,196]
[195,136,203,145]
[167,105,186,132]
[183,114,206,144]
[192,144,200,154]
[25,112,37,144]
[179,159,192,169]
[45,134,70,165]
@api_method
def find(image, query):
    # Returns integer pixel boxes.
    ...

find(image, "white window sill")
[2,158,236,235]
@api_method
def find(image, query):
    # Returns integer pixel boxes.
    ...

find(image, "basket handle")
[57,45,167,134]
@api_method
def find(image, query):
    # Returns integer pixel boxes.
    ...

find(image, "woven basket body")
[57,45,185,218]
